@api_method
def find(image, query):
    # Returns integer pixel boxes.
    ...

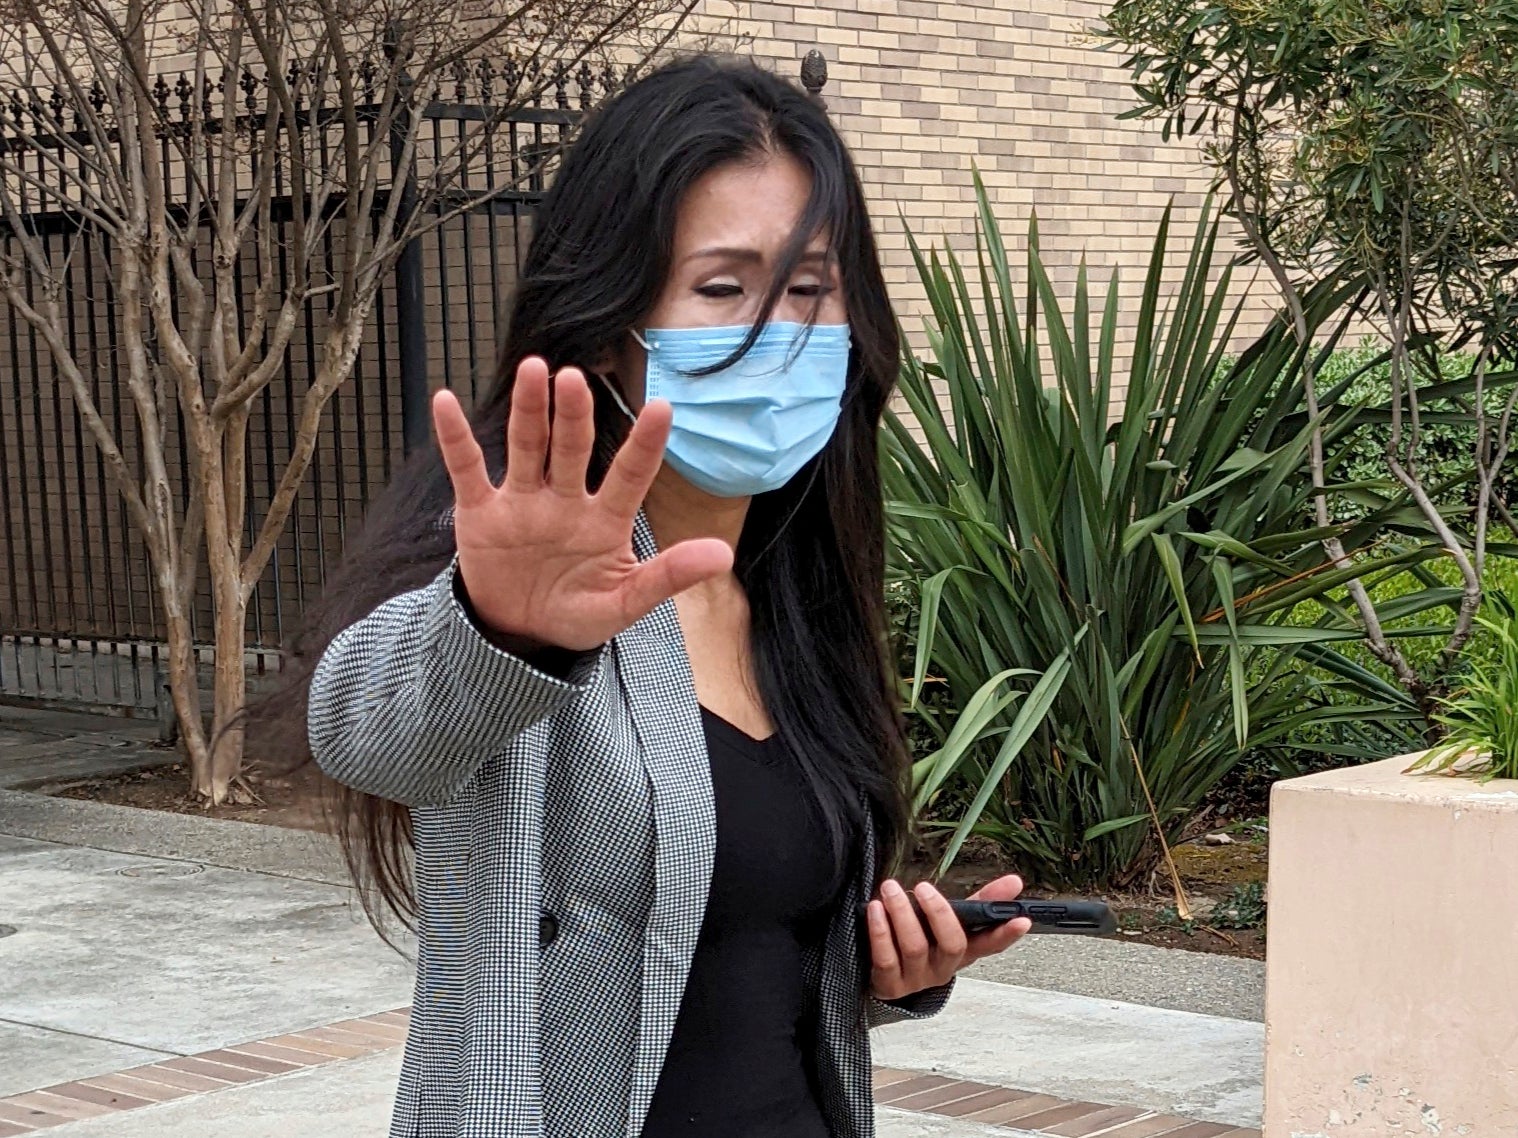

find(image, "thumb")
[618,539,734,624]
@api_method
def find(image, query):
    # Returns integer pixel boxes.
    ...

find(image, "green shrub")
[1210,882,1267,930]
[1314,343,1514,516]
[1407,594,1518,782]
[884,181,1446,889]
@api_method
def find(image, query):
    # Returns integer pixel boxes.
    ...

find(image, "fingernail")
[882,879,903,899]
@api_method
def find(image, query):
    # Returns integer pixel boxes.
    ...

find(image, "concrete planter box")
[1264,753,1518,1136]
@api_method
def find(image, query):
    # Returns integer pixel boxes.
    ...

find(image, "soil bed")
[51,756,330,832]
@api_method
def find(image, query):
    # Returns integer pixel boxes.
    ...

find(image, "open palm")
[436,357,733,653]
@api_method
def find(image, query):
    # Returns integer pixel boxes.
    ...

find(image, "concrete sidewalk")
[0,707,170,793]
[0,782,1263,1138]
[0,832,413,1107]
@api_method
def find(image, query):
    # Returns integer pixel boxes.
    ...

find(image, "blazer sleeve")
[866,978,956,1029]
[308,557,607,807]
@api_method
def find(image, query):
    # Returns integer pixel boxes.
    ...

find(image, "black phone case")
[860,895,1117,939]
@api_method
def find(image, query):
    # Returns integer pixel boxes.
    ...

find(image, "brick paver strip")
[887,1080,997,1112]
[1044,1104,1149,1136]
[0,1006,1262,1138]
[362,1011,412,1028]
[306,1022,402,1047]
[157,1056,265,1084]
[195,1048,301,1076]
[230,1040,331,1067]
[1100,1117,1232,1137]
[75,1072,194,1103]
[117,1064,230,1093]
[965,1092,1072,1124]
[872,1067,919,1091]
[336,1018,409,1043]
[3,1091,115,1121]
[1014,1102,1114,1131]
[40,1082,154,1112]
[266,1032,372,1059]
[875,1072,958,1103]
[937,1086,1035,1116]
[0,1099,73,1127]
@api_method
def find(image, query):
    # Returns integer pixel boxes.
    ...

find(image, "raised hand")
[434,357,733,653]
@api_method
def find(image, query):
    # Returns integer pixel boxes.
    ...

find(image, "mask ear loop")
[593,369,638,425]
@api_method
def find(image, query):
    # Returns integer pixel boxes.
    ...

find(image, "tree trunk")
[205,568,249,805]
[195,467,249,805]
[161,591,210,792]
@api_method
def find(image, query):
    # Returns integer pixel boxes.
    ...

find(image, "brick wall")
[700,0,1280,400]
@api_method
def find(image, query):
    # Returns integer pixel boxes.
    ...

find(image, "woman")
[293,56,1029,1138]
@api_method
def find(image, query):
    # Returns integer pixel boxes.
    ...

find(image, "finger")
[967,874,1025,903]
[596,399,673,520]
[505,357,551,493]
[618,538,734,623]
[547,367,595,496]
[880,879,930,969]
[964,875,1030,964]
[433,389,494,510]
[914,882,967,958]
[966,916,1032,963]
[865,899,901,984]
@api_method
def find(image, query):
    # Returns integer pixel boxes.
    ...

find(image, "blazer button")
[539,912,559,946]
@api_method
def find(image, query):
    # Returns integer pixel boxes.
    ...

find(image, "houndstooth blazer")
[308,511,952,1138]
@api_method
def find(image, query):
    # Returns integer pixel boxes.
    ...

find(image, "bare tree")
[0,0,698,802]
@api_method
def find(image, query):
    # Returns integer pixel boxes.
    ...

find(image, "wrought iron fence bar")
[432,105,455,393]
[0,82,587,154]
[420,103,579,125]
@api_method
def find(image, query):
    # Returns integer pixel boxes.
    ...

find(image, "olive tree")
[1102,0,1518,716]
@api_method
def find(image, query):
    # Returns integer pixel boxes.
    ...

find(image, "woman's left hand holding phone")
[865,875,1031,1000]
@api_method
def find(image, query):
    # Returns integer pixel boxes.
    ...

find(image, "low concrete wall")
[1265,755,1518,1135]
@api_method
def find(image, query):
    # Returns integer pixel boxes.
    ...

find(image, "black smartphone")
[861,895,1117,939]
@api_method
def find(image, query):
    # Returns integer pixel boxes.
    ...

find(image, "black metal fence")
[0,54,603,715]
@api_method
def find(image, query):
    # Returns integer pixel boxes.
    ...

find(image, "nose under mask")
[599,321,850,498]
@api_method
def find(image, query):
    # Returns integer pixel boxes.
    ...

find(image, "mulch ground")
[51,755,1268,961]
[52,753,331,832]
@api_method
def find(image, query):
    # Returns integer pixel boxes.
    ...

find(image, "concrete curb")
[962,937,1264,1024]
[0,790,349,887]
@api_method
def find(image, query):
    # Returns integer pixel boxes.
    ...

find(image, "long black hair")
[256,55,911,933]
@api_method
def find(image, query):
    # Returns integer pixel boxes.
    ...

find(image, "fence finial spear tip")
[800,49,828,108]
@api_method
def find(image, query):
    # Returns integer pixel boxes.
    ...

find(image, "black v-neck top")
[639,707,848,1137]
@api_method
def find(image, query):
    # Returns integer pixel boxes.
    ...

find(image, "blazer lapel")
[615,509,716,1136]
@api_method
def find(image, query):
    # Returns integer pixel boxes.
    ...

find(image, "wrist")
[452,571,578,672]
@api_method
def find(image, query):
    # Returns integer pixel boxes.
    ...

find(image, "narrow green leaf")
[1152,533,1201,659]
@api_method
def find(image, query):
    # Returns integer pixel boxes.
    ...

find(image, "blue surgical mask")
[602,321,850,498]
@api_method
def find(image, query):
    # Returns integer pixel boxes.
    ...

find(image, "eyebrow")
[683,246,830,265]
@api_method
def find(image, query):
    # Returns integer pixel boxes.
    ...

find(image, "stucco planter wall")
[1264,754,1518,1136]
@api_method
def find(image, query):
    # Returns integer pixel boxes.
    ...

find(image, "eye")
[788,283,836,298]
[695,283,742,299]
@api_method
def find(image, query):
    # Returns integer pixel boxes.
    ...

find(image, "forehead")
[673,151,826,256]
